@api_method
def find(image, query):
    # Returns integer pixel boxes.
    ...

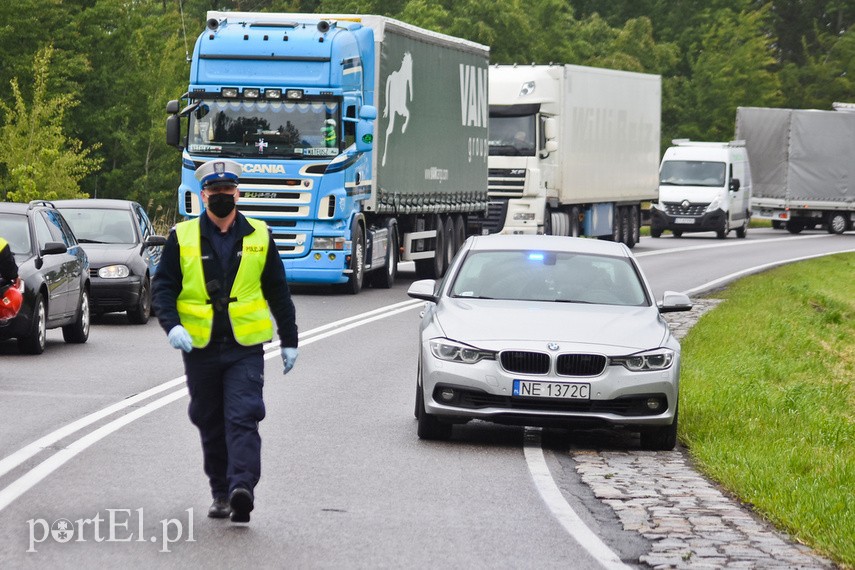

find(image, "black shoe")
[208,497,231,519]
[229,487,254,523]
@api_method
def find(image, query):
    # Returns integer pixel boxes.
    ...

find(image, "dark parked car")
[54,199,166,324]
[0,201,90,354]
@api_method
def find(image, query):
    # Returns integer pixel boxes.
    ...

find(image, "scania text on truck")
[166,12,489,292]
[736,105,855,234]
[470,64,661,248]
[650,139,752,239]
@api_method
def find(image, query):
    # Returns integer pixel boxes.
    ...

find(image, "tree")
[0,45,102,202]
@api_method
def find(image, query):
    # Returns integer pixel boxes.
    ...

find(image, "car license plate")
[512,380,590,399]
[675,217,695,224]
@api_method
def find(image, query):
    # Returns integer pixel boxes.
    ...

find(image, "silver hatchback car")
[407,234,692,449]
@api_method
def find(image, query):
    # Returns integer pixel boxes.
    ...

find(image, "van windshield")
[660,160,726,187]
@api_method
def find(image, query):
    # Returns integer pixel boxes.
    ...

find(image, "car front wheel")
[415,368,452,440]
[127,277,151,324]
[640,407,678,451]
[62,289,90,343]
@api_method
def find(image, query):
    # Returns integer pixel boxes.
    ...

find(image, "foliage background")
[0,0,853,219]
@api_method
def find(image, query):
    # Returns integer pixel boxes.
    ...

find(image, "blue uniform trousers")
[183,339,266,499]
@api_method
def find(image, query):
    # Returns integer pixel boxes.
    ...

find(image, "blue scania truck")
[166,12,489,292]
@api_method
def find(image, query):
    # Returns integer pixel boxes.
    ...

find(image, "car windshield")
[59,208,137,245]
[0,213,32,255]
[449,250,649,305]
[660,160,726,187]
[187,98,341,159]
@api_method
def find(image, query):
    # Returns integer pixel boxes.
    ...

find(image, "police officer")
[0,236,18,283]
[152,159,299,523]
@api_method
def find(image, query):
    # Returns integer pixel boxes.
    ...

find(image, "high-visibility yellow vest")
[175,217,273,348]
[0,237,8,251]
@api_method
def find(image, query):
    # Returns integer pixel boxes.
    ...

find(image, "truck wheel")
[453,214,466,252]
[542,209,553,235]
[442,214,456,268]
[415,215,446,279]
[369,222,397,289]
[827,212,848,234]
[345,227,365,294]
[785,220,804,234]
[620,207,633,247]
[569,207,581,237]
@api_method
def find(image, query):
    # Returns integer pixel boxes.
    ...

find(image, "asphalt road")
[0,227,852,568]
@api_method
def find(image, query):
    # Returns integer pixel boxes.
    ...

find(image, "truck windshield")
[187,99,341,159]
[489,114,536,157]
[660,160,726,187]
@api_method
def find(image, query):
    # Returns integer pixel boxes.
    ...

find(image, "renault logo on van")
[681,200,690,208]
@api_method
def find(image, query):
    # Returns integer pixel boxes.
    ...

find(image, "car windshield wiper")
[452,294,496,300]
[553,298,594,304]
[77,238,108,244]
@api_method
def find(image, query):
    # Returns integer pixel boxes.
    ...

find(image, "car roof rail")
[28,200,57,210]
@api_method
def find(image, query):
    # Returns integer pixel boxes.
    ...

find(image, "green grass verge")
[679,253,855,567]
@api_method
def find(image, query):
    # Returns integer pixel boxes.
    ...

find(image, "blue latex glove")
[168,325,193,353]
[281,347,299,374]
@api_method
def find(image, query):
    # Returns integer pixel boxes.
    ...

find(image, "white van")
[650,140,752,238]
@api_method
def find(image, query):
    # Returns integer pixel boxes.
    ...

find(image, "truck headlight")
[313,237,345,250]
[513,212,536,221]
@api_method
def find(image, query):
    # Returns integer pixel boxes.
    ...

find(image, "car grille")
[448,388,668,417]
[663,202,707,216]
[500,351,606,376]
[501,351,549,374]
[556,354,607,376]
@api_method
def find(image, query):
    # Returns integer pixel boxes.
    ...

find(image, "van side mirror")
[729,178,741,192]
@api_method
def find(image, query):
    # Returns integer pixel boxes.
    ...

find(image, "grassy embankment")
[679,253,854,567]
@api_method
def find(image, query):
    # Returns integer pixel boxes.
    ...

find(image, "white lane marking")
[634,233,833,258]
[524,428,632,570]
[0,299,423,511]
[680,249,855,296]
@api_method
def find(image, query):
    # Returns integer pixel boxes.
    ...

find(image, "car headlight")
[611,348,674,371]
[98,265,130,279]
[429,339,495,364]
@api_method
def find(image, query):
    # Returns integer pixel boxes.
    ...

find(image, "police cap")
[195,159,242,189]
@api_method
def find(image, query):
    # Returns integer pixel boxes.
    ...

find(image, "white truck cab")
[651,140,752,239]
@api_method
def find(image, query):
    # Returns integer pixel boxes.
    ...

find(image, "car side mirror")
[729,178,741,192]
[145,235,167,247]
[407,279,438,303]
[40,242,68,256]
[658,291,693,313]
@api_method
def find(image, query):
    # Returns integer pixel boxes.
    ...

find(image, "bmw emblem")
[547,342,559,351]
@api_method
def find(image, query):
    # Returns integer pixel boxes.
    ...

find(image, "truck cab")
[651,140,752,239]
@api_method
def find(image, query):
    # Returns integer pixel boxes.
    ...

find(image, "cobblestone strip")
[572,299,836,569]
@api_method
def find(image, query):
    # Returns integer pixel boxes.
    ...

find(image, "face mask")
[206,192,236,218]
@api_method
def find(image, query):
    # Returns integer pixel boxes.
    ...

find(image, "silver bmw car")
[407,234,693,449]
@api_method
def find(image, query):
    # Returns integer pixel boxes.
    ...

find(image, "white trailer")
[471,64,661,248]
[736,105,855,234]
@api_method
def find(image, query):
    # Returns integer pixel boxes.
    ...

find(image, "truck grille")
[488,168,525,197]
[468,199,508,235]
[663,202,707,216]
